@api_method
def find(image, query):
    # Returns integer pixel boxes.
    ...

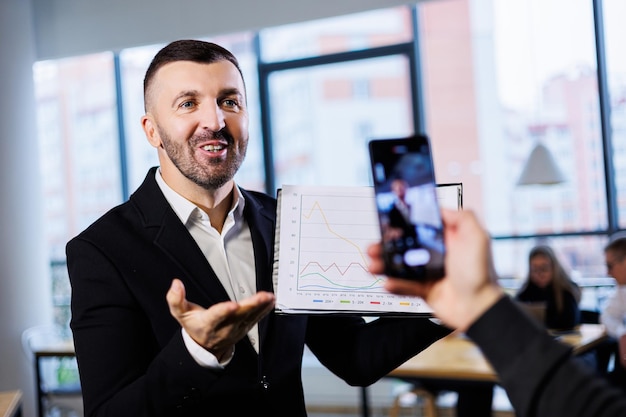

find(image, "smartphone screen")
[368,135,445,281]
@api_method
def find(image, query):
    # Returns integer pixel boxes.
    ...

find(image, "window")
[603,0,626,228]
[259,7,413,62]
[118,43,163,194]
[34,2,626,330]
[34,52,122,259]
[419,0,604,234]
[34,52,121,328]
[257,6,416,192]
[264,55,414,190]
[417,0,617,278]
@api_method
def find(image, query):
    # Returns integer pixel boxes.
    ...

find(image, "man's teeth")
[202,144,224,151]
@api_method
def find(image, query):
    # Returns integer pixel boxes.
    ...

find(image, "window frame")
[104,2,622,242]
[44,1,625,280]
[253,6,424,194]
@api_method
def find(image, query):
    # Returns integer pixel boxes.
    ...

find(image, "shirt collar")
[154,168,245,225]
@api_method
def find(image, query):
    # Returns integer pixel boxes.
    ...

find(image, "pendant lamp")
[516,142,566,186]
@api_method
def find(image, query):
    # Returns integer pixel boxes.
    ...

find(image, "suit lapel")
[241,189,276,294]
[241,189,277,348]
[130,168,231,304]
[155,211,232,303]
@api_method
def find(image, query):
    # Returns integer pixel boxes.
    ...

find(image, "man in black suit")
[66,39,449,417]
[385,178,419,244]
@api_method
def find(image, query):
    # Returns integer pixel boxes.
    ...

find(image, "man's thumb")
[166,278,187,317]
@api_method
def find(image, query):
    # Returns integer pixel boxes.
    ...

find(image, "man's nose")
[200,102,226,131]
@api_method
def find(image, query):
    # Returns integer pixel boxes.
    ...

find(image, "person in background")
[368,209,626,417]
[600,237,626,391]
[65,39,450,417]
[515,245,581,330]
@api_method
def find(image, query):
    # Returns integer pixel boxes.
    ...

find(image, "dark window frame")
[108,1,622,244]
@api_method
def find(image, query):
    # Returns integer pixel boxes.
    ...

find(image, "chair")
[21,325,82,417]
[579,310,617,377]
[580,309,601,324]
[388,386,438,417]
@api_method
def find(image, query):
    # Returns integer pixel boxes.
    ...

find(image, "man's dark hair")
[605,237,626,259]
[143,39,245,111]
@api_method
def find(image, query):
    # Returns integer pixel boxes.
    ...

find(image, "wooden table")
[389,332,497,382]
[0,391,22,417]
[389,323,608,382]
[553,323,609,355]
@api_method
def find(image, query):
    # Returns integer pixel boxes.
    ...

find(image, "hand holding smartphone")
[368,135,445,281]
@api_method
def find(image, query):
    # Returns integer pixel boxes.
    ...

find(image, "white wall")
[32,0,413,60]
[0,2,54,417]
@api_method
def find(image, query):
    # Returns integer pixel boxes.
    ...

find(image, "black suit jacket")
[387,204,418,240]
[67,167,449,417]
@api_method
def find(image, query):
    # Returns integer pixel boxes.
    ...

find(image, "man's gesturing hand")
[166,278,275,361]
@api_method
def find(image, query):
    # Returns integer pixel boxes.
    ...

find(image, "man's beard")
[158,126,248,190]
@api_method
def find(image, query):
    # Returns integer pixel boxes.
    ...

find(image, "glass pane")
[119,32,265,193]
[34,52,122,260]
[418,0,606,236]
[603,0,626,229]
[259,6,413,62]
[118,43,163,194]
[268,55,413,191]
[492,235,614,311]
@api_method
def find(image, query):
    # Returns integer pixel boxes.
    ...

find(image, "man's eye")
[180,101,195,109]
[222,99,238,108]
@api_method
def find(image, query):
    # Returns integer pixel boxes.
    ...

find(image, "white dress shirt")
[601,285,626,338]
[155,170,259,368]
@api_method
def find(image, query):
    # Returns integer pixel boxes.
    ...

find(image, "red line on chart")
[299,261,369,276]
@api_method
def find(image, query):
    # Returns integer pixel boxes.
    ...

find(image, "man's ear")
[141,114,162,149]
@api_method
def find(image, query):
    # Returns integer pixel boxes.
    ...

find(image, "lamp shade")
[516,142,566,185]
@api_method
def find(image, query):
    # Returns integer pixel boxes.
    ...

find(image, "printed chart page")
[273,184,433,315]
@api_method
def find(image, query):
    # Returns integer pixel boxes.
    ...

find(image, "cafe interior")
[1,0,625,416]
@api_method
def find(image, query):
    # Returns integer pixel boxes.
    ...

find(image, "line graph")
[274,185,433,315]
[297,195,384,291]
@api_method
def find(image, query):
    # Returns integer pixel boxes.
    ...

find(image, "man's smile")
[202,143,226,152]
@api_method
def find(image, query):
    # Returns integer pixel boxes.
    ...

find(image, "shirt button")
[260,375,270,390]
[239,286,246,294]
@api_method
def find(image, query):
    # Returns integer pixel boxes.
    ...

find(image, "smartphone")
[368,135,445,281]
